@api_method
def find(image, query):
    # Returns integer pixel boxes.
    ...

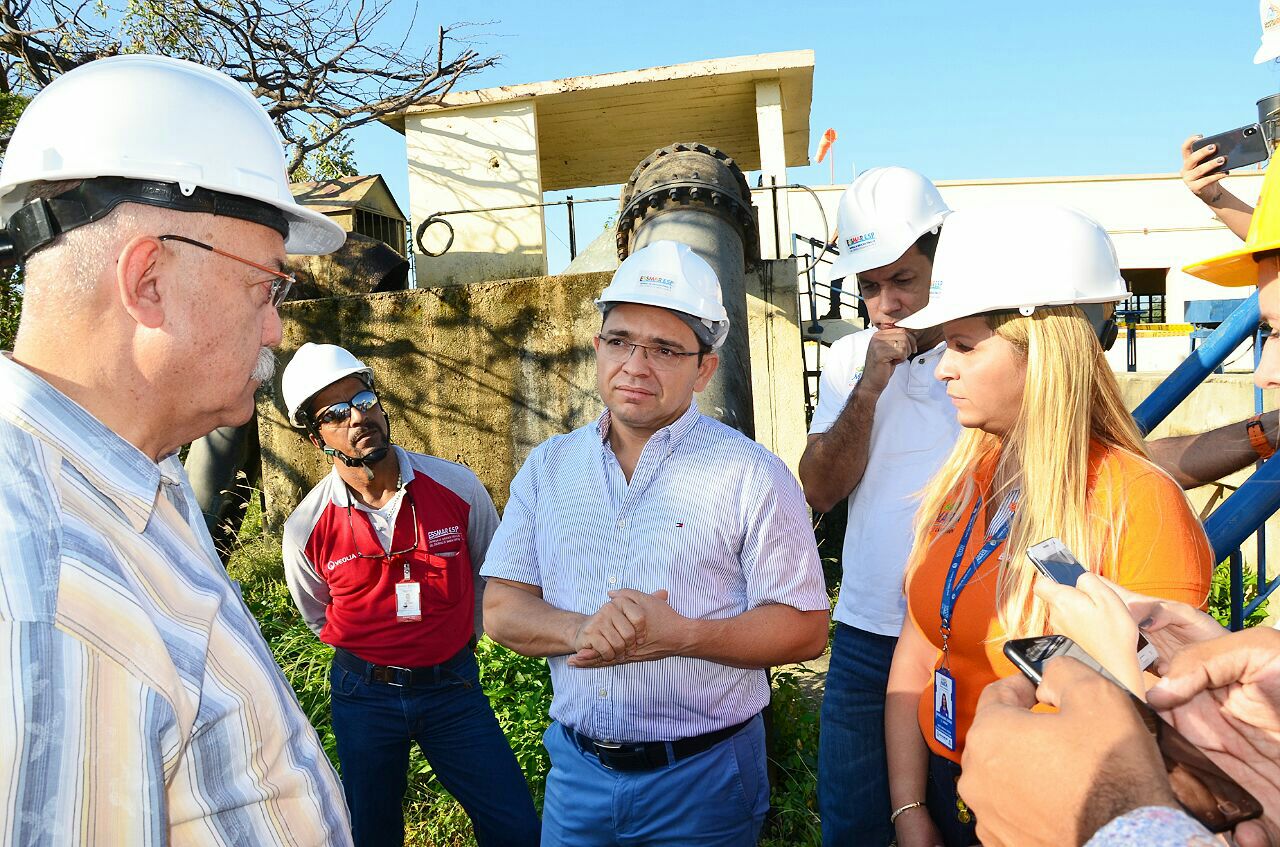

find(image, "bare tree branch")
[0,0,501,174]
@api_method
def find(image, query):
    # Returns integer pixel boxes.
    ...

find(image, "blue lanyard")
[939,494,1016,633]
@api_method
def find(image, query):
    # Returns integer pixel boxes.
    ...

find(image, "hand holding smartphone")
[1191,123,1270,176]
[1026,537,1158,671]
[1003,636,1264,834]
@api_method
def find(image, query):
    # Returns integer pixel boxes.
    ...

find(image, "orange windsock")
[816,128,837,163]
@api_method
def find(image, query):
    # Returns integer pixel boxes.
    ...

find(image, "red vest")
[304,472,474,666]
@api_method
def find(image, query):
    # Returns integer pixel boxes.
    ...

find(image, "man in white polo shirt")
[797,167,960,846]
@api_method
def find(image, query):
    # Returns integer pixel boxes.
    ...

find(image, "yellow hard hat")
[1183,158,1280,287]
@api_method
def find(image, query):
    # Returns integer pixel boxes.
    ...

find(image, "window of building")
[354,208,407,256]
[1118,268,1168,324]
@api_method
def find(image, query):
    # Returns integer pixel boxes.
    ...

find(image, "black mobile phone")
[1025,537,1087,587]
[1026,538,1159,670]
[1003,636,1265,833]
[1192,123,1270,175]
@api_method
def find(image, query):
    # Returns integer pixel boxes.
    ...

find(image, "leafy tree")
[0,92,27,349]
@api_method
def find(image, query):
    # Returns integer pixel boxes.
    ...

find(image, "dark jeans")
[818,622,899,846]
[926,752,979,847]
[329,648,540,847]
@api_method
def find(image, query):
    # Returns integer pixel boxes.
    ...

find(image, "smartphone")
[1026,537,1159,671]
[1191,123,1270,175]
[1003,636,1265,833]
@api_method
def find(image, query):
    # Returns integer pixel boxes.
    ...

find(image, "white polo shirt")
[809,328,961,636]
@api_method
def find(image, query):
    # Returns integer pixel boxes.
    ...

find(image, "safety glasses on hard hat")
[159,234,295,307]
[314,389,381,427]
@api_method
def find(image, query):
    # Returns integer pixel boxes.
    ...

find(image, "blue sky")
[351,1,1280,272]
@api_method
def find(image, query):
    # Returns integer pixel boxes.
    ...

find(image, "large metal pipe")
[615,142,760,436]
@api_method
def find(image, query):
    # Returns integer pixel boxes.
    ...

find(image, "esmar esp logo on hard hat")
[638,274,676,291]
[845,231,877,252]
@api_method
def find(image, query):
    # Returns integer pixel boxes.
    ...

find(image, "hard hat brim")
[1182,243,1275,287]
[897,293,1128,330]
[283,204,348,255]
[1256,37,1280,64]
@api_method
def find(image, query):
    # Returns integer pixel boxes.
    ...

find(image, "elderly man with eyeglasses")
[280,343,539,847]
[481,240,829,846]
[0,56,359,845]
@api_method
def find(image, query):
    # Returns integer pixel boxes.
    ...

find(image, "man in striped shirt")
[482,240,830,846]
[0,56,351,844]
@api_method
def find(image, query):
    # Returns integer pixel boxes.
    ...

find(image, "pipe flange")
[616,142,760,267]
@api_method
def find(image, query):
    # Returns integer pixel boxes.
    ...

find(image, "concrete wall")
[406,101,548,287]
[1116,371,1278,575]
[746,259,808,472]
[258,274,607,530]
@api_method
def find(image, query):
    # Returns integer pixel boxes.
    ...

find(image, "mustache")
[250,347,276,383]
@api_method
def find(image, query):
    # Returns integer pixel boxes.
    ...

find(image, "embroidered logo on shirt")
[847,366,864,388]
[327,552,358,571]
[427,525,462,548]
[675,522,684,528]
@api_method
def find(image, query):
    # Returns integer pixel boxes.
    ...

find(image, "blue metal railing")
[1132,292,1260,434]
[1133,291,1280,629]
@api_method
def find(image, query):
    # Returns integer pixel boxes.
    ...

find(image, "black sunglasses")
[346,490,420,561]
[314,389,380,427]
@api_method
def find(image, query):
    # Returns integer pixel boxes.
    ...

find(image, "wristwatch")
[1247,415,1275,461]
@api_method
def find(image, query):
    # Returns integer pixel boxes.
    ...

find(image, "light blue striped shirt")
[482,401,828,742]
[0,355,350,845]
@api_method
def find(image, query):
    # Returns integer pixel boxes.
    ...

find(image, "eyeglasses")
[159,234,295,308]
[314,389,380,427]
[596,334,701,371]
[346,489,420,560]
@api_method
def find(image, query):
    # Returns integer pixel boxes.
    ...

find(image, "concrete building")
[382,51,814,287]
[292,174,408,255]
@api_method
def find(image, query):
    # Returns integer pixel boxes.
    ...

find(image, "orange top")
[907,442,1213,763]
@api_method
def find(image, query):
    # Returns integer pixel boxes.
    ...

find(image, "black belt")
[332,642,471,688]
[571,716,755,772]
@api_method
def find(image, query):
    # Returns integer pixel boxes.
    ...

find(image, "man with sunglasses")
[280,343,539,847]
[481,240,829,846]
[0,56,351,844]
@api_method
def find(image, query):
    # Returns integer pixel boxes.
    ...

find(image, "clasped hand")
[567,588,691,668]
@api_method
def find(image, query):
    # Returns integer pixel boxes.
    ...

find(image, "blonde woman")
[883,204,1213,847]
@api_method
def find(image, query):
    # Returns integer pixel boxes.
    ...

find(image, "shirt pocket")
[420,546,464,605]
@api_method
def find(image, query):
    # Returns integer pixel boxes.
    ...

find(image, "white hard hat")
[0,54,345,256]
[897,204,1129,330]
[282,343,373,427]
[1257,0,1280,63]
[596,240,729,349]
[827,167,950,282]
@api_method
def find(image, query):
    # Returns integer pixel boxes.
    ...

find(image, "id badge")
[395,580,422,623]
[933,668,957,751]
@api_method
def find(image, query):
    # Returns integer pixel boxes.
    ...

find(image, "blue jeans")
[329,648,540,847]
[541,716,768,846]
[926,753,979,847]
[818,622,899,846]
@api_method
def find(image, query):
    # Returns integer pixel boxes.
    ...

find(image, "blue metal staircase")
[1131,291,1278,629]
